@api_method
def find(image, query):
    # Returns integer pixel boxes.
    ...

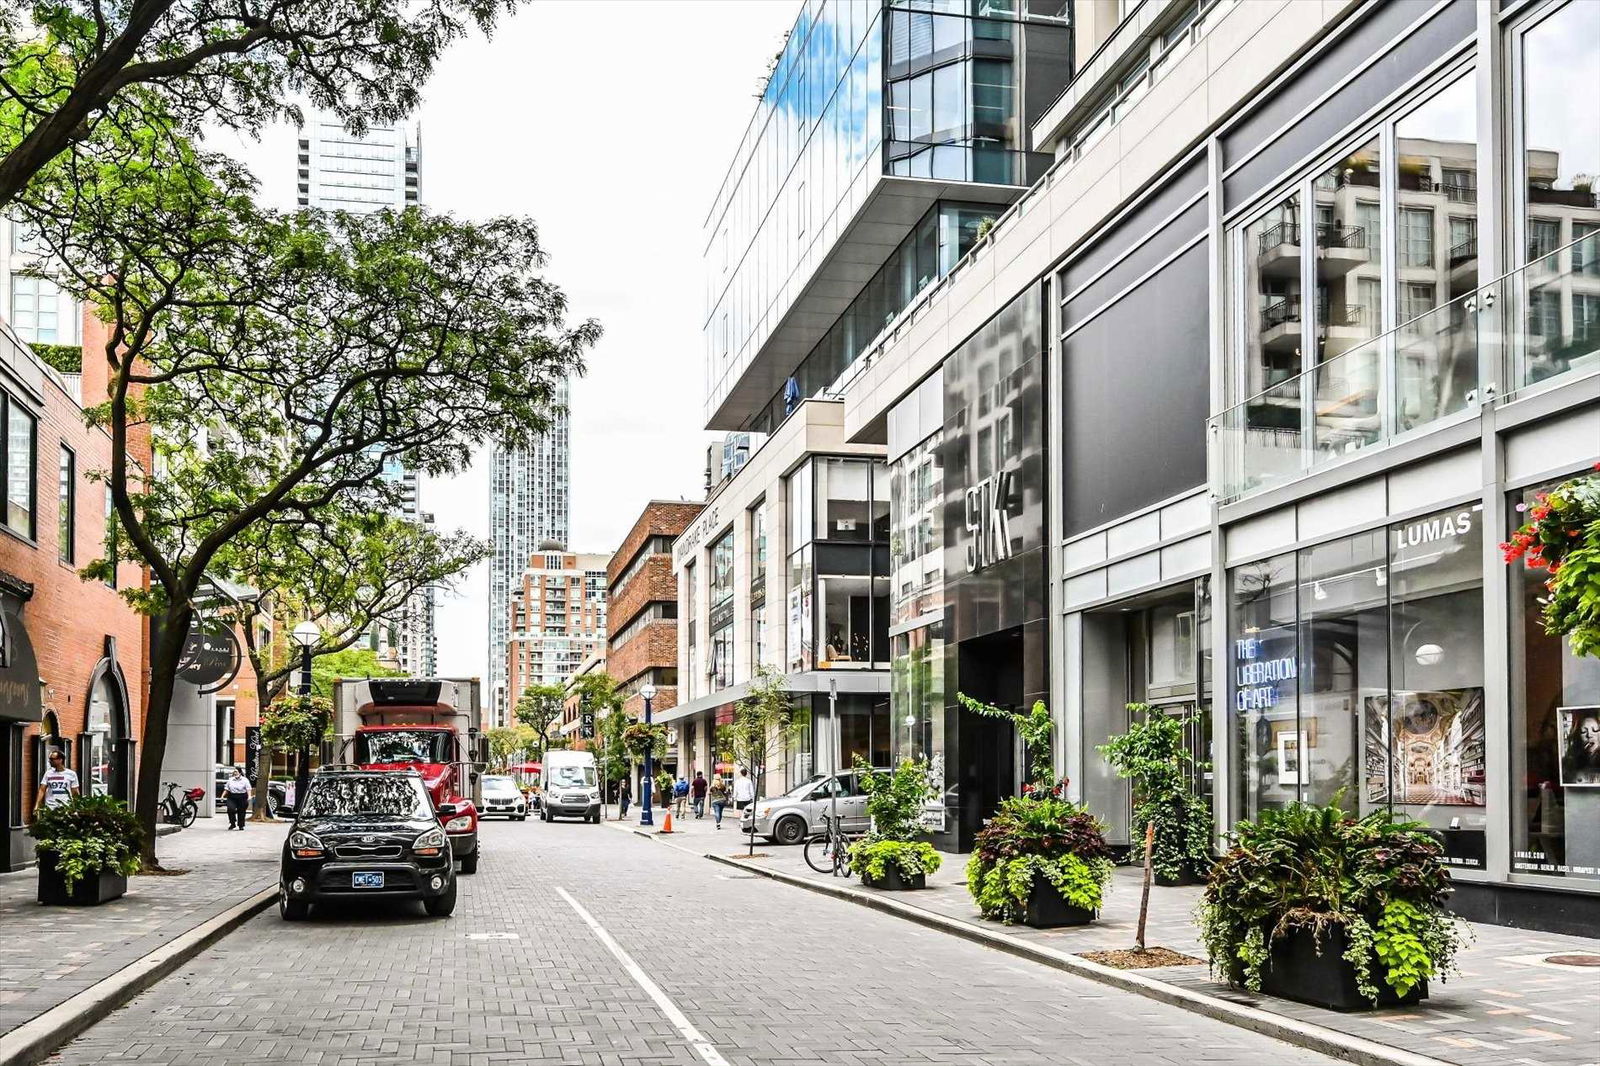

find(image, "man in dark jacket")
[690,771,709,818]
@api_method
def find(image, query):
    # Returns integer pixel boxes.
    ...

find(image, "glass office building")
[702,0,1072,434]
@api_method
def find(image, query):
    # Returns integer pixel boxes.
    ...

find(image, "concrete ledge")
[0,884,278,1066]
[614,823,1453,1066]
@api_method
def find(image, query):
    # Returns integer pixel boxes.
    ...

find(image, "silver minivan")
[739,769,887,845]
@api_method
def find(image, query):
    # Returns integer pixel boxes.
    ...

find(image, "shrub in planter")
[1502,466,1600,658]
[965,796,1114,925]
[848,758,942,891]
[29,795,143,905]
[1098,705,1212,885]
[1198,801,1466,1011]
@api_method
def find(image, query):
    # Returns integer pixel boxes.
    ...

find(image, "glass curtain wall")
[750,200,994,433]
[1514,0,1600,390]
[750,503,767,670]
[1230,506,1486,868]
[709,530,734,690]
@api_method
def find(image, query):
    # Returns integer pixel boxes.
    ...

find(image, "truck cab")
[330,678,486,874]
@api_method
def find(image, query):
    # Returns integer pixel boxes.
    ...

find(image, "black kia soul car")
[279,768,456,920]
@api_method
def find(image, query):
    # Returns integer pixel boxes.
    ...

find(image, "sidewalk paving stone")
[0,815,286,1039]
[615,806,1600,1066]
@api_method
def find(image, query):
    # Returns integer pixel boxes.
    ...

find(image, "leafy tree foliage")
[484,725,539,769]
[514,682,568,755]
[0,0,520,209]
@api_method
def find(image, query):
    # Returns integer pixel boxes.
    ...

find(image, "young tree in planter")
[28,142,594,864]
[1097,705,1212,886]
[848,758,942,890]
[723,665,797,855]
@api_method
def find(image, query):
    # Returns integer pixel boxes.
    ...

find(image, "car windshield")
[301,776,431,819]
[783,774,826,797]
[549,765,595,788]
[357,730,451,764]
[482,776,518,794]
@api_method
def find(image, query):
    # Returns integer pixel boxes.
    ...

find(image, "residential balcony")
[1212,232,1600,503]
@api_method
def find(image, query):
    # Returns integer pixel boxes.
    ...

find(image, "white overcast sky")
[220,1,796,681]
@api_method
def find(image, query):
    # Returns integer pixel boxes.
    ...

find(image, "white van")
[540,750,601,823]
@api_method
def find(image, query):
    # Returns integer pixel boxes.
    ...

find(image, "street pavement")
[641,807,1600,1066]
[51,815,1343,1066]
[0,813,283,1037]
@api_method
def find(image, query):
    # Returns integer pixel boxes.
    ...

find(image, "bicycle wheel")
[803,835,835,874]
[180,798,198,828]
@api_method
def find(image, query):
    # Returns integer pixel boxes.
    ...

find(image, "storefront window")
[788,462,814,550]
[1511,476,1600,881]
[815,457,873,542]
[786,548,813,672]
[1229,506,1486,867]
[892,620,945,767]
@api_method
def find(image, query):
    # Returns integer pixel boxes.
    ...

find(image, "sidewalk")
[0,815,285,1041]
[618,812,1600,1066]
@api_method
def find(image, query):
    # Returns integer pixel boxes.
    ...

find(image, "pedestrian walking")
[733,768,755,810]
[618,774,632,818]
[691,770,709,818]
[223,766,250,829]
[35,749,79,810]
[710,775,730,828]
[674,775,689,818]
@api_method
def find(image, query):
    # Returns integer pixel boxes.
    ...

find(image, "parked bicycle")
[803,812,861,878]
[159,781,204,828]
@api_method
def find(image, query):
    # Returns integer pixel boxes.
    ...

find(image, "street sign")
[580,711,595,739]
[244,726,261,785]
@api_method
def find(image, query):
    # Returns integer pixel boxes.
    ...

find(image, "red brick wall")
[606,501,700,718]
[5,343,149,818]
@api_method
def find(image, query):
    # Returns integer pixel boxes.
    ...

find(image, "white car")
[479,775,527,820]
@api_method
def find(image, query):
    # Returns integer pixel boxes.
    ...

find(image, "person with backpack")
[709,775,730,829]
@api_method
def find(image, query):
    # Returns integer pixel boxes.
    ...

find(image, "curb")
[618,827,1454,1066]
[0,883,278,1066]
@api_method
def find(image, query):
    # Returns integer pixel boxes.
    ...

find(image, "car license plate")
[352,871,384,889]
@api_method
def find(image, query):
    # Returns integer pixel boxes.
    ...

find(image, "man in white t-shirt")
[35,749,80,810]
[733,768,756,809]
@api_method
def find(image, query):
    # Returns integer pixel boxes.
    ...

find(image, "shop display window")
[1510,476,1600,882]
[1230,505,1486,867]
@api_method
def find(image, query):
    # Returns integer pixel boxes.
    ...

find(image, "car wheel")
[516,814,526,822]
[279,889,309,921]
[460,852,479,875]
[424,878,457,917]
[773,815,807,846]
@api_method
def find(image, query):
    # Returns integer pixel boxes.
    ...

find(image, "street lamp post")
[639,683,657,827]
[289,621,320,809]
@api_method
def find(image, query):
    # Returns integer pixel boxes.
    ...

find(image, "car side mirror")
[436,803,459,819]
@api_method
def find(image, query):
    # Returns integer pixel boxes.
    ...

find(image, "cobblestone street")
[51,817,1341,1066]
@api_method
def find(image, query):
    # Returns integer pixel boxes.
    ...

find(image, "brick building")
[0,318,150,871]
[504,544,609,709]
[607,502,701,722]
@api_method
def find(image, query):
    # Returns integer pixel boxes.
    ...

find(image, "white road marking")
[557,887,730,1066]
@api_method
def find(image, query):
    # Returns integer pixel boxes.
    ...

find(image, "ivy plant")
[28,795,143,890]
[1097,705,1212,882]
[956,693,1054,789]
[1197,800,1467,1002]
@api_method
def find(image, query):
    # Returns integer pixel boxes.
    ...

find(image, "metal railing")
[1211,232,1600,503]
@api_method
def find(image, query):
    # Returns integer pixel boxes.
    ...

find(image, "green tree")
[957,693,1055,792]
[309,649,405,701]
[723,665,798,854]
[0,0,521,211]
[514,683,568,759]
[568,670,627,801]
[23,146,595,862]
[484,725,539,770]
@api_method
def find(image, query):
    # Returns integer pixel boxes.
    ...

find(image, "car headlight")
[288,830,324,857]
[444,815,473,833]
[413,827,446,855]
[588,790,600,801]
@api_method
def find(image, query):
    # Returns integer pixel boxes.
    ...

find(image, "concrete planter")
[1260,923,1427,1012]
[1022,879,1095,928]
[37,850,128,906]
[862,866,926,891]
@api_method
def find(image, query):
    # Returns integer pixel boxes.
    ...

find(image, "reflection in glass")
[1230,553,1299,821]
[1243,191,1303,400]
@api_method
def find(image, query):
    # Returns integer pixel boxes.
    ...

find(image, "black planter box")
[862,866,925,891]
[1022,879,1095,928]
[37,850,127,906]
[1259,923,1427,1012]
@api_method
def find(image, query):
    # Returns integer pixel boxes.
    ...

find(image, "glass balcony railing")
[1212,232,1600,503]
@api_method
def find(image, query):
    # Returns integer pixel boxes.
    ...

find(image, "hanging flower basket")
[1502,465,1600,658]
[621,722,666,760]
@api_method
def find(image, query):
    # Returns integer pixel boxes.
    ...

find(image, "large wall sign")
[964,468,1015,572]
[176,620,242,690]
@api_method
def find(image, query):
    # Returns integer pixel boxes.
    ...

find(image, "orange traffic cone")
[659,808,674,834]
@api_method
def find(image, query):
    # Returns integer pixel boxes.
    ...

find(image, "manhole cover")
[1543,954,1600,967]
